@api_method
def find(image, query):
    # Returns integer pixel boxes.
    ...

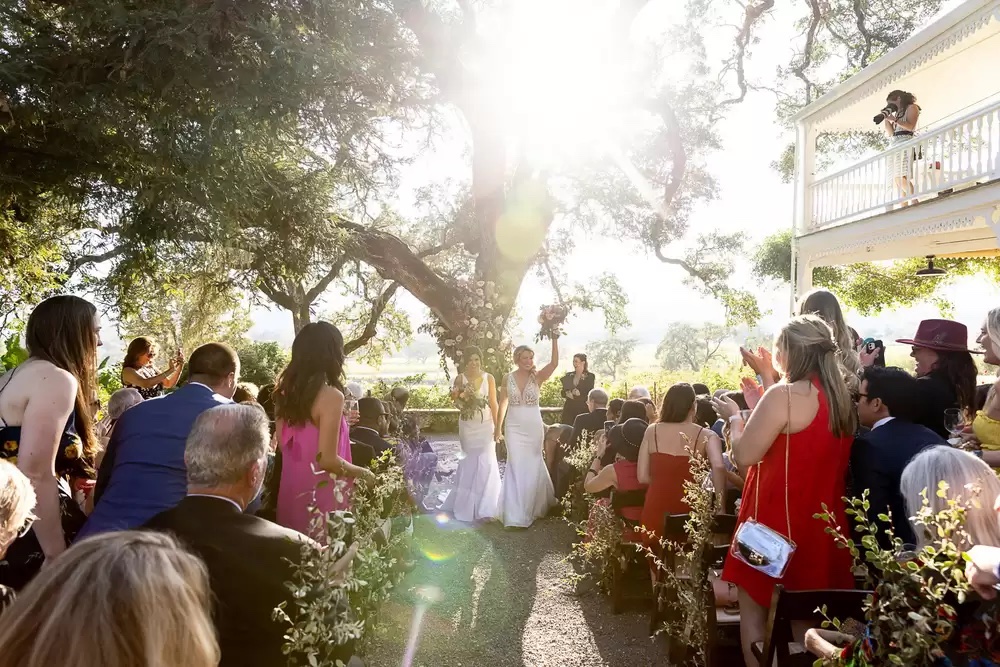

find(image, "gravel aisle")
[365,514,664,667]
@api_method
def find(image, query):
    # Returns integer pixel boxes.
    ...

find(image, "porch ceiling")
[793,0,1000,133]
[795,181,1000,267]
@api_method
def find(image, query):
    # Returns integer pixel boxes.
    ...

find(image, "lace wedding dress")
[442,373,501,521]
[499,372,555,528]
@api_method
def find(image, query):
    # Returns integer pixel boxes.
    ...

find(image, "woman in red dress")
[638,384,727,563]
[715,314,857,666]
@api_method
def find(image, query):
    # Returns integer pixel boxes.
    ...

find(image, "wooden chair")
[608,488,648,614]
[650,513,738,666]
[752,585,871,667]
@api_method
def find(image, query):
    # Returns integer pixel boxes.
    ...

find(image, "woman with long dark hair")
[883,89,921,206]
[0,295,101,589]
[272,322,373,537]
[121,337,182,400]
[560,354,595,425]
[890,319,979,438]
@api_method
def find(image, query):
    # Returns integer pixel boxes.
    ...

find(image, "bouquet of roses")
[535,303,569,341]
[454,382,488,422]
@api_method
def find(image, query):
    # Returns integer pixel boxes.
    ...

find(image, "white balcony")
[790,0,1000,296]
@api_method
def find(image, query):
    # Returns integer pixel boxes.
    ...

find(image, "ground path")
[365,437,664,667]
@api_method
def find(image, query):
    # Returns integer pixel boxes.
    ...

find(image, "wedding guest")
[890,319,980,438]
[901,446,1000,549]
[0,295,101,589]
[638,383,726,557]
[349,397,393,463]
[396,416,438,509]
[387,386,409,435]
[144,404,359,667]
[0,461,35,613]
[850,366,945,549]
[346,381,365,402]
[618,399,648,424]
[257,384,276,422]
[715,315,856,666]
[560,354,596,425]
[694,396,718,428]
[232,382,260,404]
[95,387,143,452]
[742,288,862,390]
[83,343,239,538]
[570,388,609,450]
[273,322,374,538]
[628,386,651,400]
[607,398,624,424]
[711,391,748,437]
[121,336,183,399]
[692,383,711,396]
[638,397,656,423]
[0,531,218,667]
[970,309,1000,466]
[584,419,648,539]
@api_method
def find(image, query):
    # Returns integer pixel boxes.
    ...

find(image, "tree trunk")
[291,302,311,334]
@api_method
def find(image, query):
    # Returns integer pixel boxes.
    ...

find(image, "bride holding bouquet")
[442,346,501,522]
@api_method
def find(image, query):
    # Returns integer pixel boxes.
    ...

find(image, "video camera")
[873,102,899,125]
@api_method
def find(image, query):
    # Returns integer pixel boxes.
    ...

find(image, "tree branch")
[851,0,876,67]
[792,0,823,103]
[64,246,126,279]
[344,282,400,355]
[335,217,466,330]
[718,0,776,108]
[304,256,349,303]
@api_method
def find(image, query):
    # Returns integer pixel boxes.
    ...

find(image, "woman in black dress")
[0,295,101,589]
[560,354,595,425]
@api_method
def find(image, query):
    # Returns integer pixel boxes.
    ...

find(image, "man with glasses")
[850,366,945,549]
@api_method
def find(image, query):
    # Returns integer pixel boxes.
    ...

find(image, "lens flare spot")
[495,181,549,263]
[435,513,450,526]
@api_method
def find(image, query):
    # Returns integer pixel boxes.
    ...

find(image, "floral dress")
[124,364,164,399]
[0,413,94,590]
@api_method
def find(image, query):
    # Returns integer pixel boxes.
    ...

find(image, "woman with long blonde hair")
[0,531,219,667]
[713,315,856,666]
[971,307,1000,468]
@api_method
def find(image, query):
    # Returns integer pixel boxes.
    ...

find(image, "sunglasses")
[852,392,869,402]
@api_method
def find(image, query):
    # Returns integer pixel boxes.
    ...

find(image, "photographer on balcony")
[880,89,921,206]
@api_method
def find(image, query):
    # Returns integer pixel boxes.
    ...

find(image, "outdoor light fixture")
[915,255,947,277]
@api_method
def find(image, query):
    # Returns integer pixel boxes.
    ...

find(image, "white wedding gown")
[499,373,555,528]
[442,374,501,522]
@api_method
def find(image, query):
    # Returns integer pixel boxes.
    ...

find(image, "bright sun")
[480,1,632,167]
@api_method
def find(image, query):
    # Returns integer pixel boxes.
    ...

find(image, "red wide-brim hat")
[896,319,982,354]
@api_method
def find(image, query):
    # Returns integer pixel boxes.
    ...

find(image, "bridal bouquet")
[455,383,488,421]
[535,304,569,341]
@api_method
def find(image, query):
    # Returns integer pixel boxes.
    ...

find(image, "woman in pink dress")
[273,322,374,539]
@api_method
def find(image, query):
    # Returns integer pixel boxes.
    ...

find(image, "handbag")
[730,385,797,579]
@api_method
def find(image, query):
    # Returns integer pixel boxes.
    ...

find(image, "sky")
[236,0,993,363]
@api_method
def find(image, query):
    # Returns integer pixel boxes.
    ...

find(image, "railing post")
[793,120,817,234]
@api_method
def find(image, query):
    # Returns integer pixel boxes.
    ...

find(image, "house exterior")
[790,0,1000,299]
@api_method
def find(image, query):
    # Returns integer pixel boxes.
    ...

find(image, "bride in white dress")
[495,337,559,528]
[443,346,501,522]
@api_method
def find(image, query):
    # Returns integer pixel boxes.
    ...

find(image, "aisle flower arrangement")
[814,483,1000,667]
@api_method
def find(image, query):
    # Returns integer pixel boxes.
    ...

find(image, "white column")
[792,121,817,234]
[793,246,813,309]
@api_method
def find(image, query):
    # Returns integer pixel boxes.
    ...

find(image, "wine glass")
[943,408,967,444]
[345,398,359,423]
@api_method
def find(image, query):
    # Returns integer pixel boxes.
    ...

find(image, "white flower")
[486,332,494,339]
[487,348,495,353]
[444,339,456,346]
[485,303,493,310]
[476,289,484,296]
[495,316,503,323]
[436,326,446,334]
[456,335,464,342]
[470,318,478,326]
[476,281,485,287]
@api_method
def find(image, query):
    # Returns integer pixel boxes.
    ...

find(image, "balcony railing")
[806,101,1000,232]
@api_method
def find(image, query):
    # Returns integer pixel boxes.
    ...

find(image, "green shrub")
[235,340,289,388]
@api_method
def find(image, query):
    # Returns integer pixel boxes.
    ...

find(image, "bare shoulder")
[313,384,345,418]
[22,359,77,394]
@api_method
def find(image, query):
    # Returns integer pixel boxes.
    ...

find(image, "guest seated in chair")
[850,366,945,550]
[583,419,648,540]
[349,397,393,463]
[570,388,609,451]
[144,404,360,667]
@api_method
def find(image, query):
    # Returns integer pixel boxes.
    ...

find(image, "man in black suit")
[350,397,394,464]
[571,388,610,451]
[144,404,359,667]
[850,366,946,549]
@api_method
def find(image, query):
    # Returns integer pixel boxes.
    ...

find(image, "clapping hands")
[739,346,777,387]
[740,377,764,410]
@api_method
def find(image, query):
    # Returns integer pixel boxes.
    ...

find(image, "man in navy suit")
[850,366,946,549]
[79,343,240,538]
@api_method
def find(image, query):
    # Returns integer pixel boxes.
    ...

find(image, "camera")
[862,338,886,367]
[873,102,898,125]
